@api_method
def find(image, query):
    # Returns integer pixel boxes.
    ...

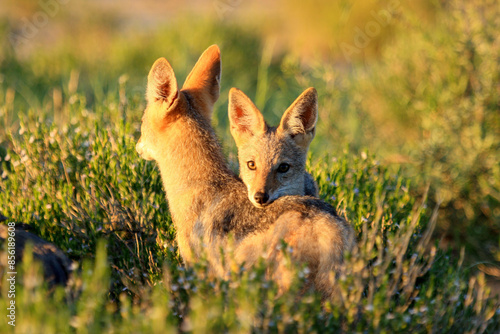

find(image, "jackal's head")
[136,45,221,161]
[229,87,318,208]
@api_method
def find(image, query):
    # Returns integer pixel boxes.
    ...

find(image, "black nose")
[254,192,270,205]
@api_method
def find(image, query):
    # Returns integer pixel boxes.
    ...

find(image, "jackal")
[136,45,354,298]
[229,88,319,208]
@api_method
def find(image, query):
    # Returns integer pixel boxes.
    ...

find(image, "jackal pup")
[136,45,354,298]
[229,88,319,208]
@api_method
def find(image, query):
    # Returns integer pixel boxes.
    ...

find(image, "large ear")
[146,57,178,108]
[228,88,267,147]
[181,45,221,118]
[277,87,318,148]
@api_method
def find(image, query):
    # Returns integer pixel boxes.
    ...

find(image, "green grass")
[0,0,499,332]
[0,110,498,332]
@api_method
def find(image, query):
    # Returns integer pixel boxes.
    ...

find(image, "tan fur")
[229,88,319,208]
[136,45,355,298]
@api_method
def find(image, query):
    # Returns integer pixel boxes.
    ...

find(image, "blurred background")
[0,0,498,288]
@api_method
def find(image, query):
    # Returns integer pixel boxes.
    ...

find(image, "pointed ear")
[181,45,221,117]
[278,87,318,148]
[147,57,179,108]
[229,88,267,147]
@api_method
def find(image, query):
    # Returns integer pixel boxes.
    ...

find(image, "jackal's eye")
[277,163,290,173]
[247,161,256,170]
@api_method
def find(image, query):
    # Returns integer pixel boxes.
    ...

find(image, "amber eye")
[247,161,256,170]
[277,163,290,173]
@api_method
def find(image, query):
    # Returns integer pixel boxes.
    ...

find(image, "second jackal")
[229,87,319,208]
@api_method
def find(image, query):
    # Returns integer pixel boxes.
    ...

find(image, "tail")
[265,211,355,299]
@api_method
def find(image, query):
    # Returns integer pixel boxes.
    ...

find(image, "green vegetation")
[0,0,499,332]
